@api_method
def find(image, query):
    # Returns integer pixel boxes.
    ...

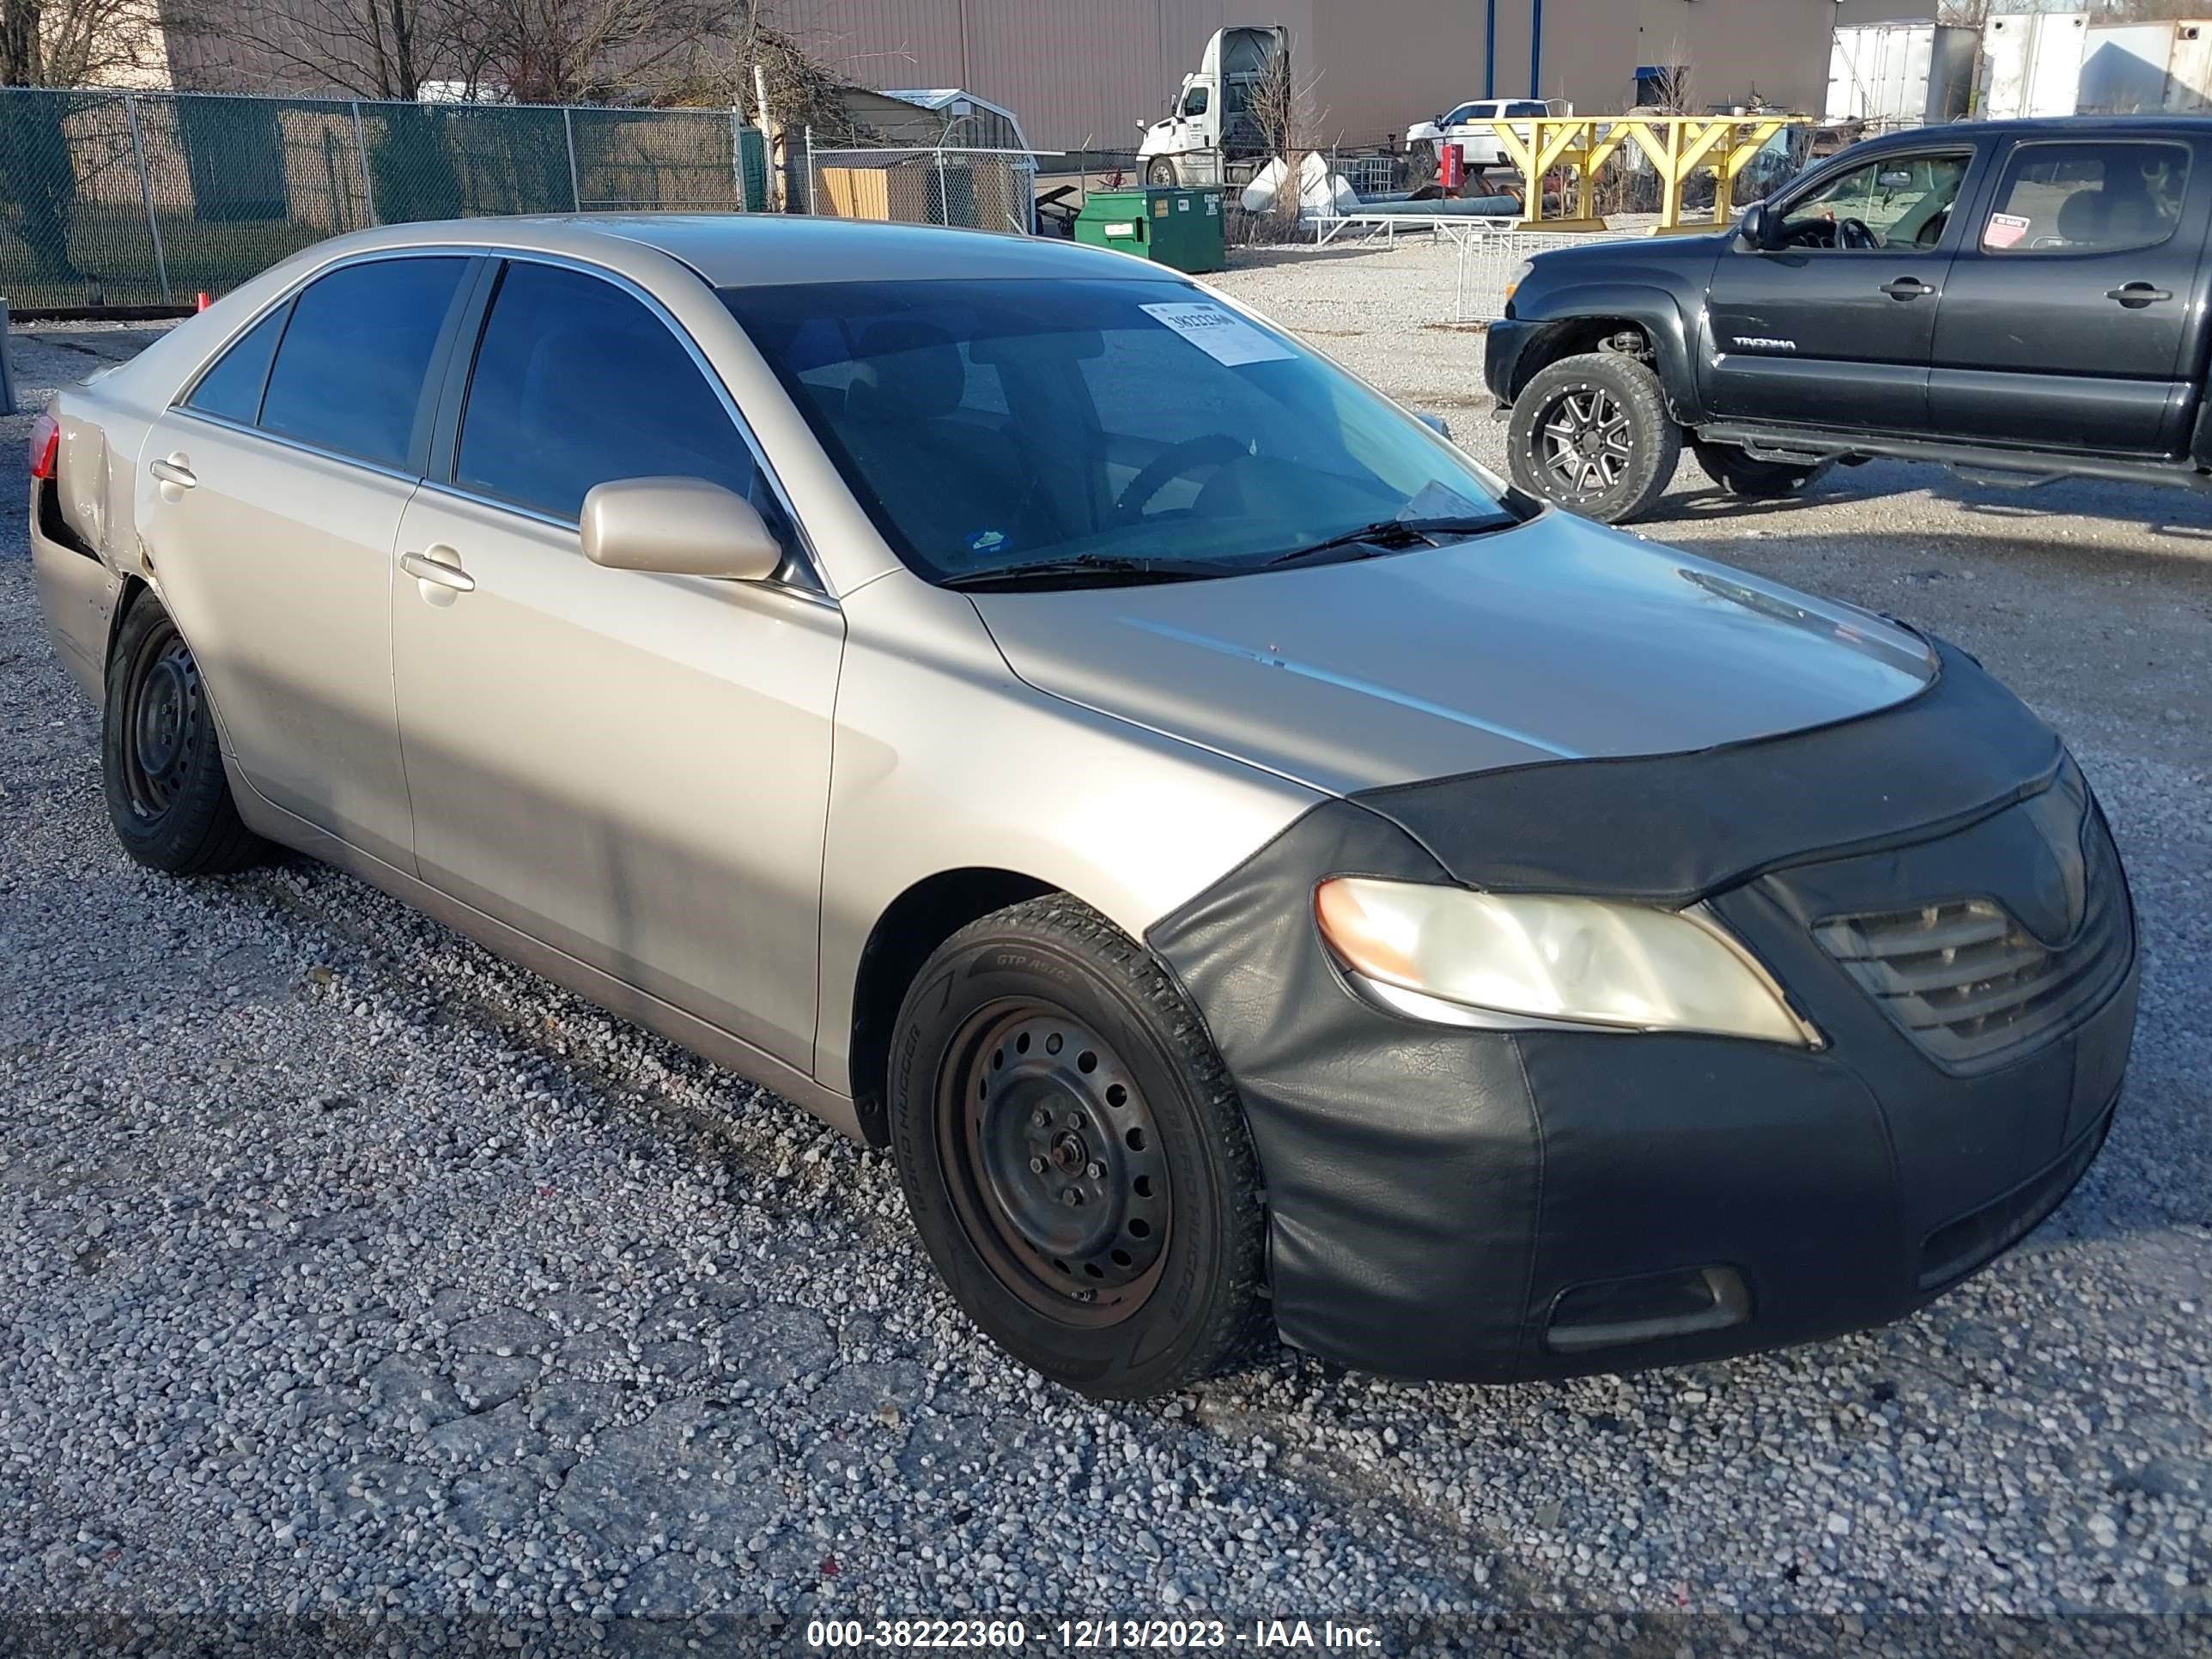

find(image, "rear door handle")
[149,456,196,489]
[399,548,476,593]
[2106,283,2173,307]
[1880,277,1935,301]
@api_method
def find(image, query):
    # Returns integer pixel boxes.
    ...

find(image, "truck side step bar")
[1698,425,2212,495]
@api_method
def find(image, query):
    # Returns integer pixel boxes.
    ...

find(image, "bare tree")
[2,0,173,86]
[165,0,470,100]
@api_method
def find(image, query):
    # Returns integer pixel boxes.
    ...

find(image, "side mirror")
[580,477,783,582]
[1414,410,1452,439]
[1738,199,1777,252]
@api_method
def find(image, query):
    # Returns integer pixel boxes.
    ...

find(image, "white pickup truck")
[1406,98,1561,173]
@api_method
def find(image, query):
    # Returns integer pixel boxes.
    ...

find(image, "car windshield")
[720,277,1523,586]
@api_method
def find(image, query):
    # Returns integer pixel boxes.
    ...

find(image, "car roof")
[1862,114,2212,143]
[278,213,1176,290]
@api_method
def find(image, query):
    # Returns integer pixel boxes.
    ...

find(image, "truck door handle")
[2106,283,2172,307]
[149,456,196,489]
[399,548,476,593]
[1880,277,1935,301]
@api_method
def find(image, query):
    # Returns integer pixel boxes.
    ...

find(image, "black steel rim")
[939,1001,1171,1327]
[1534,383,1634,499]
[120,620,202,822]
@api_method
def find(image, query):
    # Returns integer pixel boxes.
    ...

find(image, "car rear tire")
[101,590,264,876]
[1691,438,1833,501]
[1145,158,1178,187]
[886,895,1268,1401]
[1508,351,1681,526]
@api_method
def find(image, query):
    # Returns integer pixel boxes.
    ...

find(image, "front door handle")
[149,455,197,489]
[400,547,476,594]
[2107,283,2173,307]
[1880,277,1936,301]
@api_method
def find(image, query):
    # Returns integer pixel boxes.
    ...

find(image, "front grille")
[1917,1109,2111,1290]
[1813,803,2130,1073]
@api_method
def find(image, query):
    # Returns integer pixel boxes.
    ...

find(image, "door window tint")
[1981,142,2191,253]
[185,303,288,423]
[258,257,465,469]
[1783,153,1969,249]
[1182,84,1209,116]
[456,260,777,530]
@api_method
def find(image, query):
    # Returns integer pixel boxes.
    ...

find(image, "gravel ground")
[2,261,2209,1656]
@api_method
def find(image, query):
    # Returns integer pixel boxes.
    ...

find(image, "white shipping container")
[2081,23,2178,113]
[1826,22,1978,125]
[2168,21,2212,112]
[1981,12,2090,121]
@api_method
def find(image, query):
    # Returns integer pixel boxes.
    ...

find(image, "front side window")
[185,303,289,424]
[1780,152,1971,251]
[455,259,786,538]
[1182,84,1210,117]
[723,276,1525,586]
[258,257,466,470]
[1980,142,2190,254]
[1441,104,1481,127]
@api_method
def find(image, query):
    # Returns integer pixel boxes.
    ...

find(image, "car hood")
[969,512,1937,797]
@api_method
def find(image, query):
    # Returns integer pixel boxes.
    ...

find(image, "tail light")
[28,411,59,482]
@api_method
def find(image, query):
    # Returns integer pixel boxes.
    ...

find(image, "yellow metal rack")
[1485,113,1811,234]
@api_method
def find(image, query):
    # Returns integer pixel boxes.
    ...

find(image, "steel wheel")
[938,1000,1171,1327]
[1533,383,1636,500]
[118,617,204,822]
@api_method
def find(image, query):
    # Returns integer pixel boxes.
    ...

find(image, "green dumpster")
[1073,186,1226,275]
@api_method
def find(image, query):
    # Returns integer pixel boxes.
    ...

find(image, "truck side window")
[1778,152,1969,252]
[1980,142,2190,255]
[1182,85,1210,117]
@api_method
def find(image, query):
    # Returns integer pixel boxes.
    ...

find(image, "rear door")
[138,252,475,866]
[1928,134,2209,454]
[1704,142,1983,431]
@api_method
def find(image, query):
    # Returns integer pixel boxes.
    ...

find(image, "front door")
[1705,145,1980,431]
[389,257,842,1068]
[137,253,475,867]
[1929,135,2209,454]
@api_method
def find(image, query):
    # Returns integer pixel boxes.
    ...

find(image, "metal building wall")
[775,1,1887,155]
[776,0,1312,153]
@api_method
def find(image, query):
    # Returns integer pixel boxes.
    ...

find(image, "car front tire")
[101,590,264,875]
[1507,351,1681,525]
[1691,437,1833,501]
[887,896,1268,1401]
[1144,158,1179,188]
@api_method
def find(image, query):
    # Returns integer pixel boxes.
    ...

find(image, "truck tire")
[101,588,265,876]
[887,895,1268,1401]
[1507,351,1681,526]
[1691,437,1833,501]
[1145,158,1178,187]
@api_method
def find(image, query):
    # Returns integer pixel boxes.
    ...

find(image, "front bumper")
[1149,642,2139,1383]
[1482,317,1541,407]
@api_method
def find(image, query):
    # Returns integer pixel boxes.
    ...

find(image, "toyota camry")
[27,216,2137,1400]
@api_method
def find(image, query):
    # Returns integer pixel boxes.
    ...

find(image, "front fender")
[1509,279,1708,422]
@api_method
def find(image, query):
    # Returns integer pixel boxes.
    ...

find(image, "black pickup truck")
[1485,116,2212,523]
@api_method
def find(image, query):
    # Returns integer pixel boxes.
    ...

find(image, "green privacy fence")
[0,88,769,310]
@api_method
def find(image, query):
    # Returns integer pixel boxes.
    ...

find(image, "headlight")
[1503,259,1534,308]
[1314,877,1814,1045]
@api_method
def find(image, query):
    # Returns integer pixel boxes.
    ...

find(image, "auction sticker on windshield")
[1139,301,1296,367]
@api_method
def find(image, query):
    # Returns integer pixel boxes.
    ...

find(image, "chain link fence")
[0,88,769,311]
[804,133,1039,235]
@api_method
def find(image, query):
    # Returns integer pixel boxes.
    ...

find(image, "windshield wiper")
[1265,514,1520,568]
[939,554,1227,592]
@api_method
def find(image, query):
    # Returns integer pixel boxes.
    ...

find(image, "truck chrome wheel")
[1532,384,1635,500]
[939,1001,1171,1325]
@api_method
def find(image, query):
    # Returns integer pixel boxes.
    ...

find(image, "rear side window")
[185,304,288,424]
[455,259,775,527]
[258,256,467,470]
[1982,142,2191,254]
